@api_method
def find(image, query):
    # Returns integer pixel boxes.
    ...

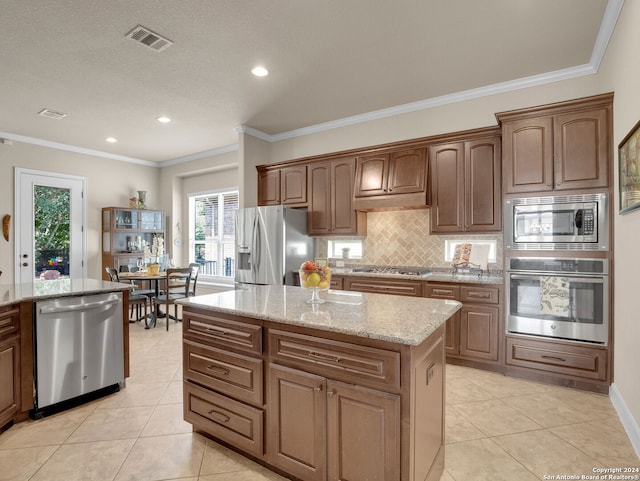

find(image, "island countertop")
[0,278,132,307]
[177,284,461,346]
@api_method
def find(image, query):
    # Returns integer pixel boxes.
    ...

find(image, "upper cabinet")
[308,158,366,236]
[497,93,612,195]
[429,129,501,233]
[257,164,308,207]
[353,148,428,210]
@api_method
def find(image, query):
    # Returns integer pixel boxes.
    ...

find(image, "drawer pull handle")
[206,365,229,376]
[207,409,231,423]
[308,351,342,363]
[468,291,490,298]
[433,289,452,295]
[541,355,566,363]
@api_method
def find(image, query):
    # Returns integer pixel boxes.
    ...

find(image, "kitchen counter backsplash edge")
[323,265,504,285]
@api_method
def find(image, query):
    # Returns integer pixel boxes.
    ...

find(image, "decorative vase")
[137,190,147,209]
[147,264,160,275]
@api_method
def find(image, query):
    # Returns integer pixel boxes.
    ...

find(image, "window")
[327,239,363,259]
[189,190,238,278]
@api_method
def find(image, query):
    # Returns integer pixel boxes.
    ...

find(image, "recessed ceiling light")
[251,66,269,77]
[157,116,171,124]
[105,137,117,143]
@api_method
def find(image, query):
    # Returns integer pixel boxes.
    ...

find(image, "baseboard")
[609,383,640,457]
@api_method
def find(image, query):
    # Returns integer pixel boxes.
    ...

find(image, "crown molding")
[160,143,239,168]
[0,131,157,166]
[590,0,625,69]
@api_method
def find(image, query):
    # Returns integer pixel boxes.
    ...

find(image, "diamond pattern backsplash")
[316,209,503,270]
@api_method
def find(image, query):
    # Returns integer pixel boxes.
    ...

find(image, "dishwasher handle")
[39,298,121,315]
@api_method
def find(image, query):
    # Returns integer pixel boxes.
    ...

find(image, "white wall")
[0,142,158,283]
[158,150,239,268]
[596,0,640,452]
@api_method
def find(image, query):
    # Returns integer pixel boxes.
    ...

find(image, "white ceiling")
[0,0,619,165]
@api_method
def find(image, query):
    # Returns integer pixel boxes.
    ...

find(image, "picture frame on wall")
[619,119,640,214]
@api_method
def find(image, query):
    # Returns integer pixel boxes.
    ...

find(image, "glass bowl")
[299,265,331,303]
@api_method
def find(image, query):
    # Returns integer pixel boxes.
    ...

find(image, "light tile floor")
[0,322,638,481]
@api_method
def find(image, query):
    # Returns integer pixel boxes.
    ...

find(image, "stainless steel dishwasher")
[34,292,124,417]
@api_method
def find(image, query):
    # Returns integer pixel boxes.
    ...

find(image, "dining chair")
[153,267,192,331]
[105,267,149,324]
[188,262,200,297]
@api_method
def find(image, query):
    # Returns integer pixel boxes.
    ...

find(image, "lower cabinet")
[268,363,400,481]
[505,335,609,392]
[344,276,422,297]
[182,307,447,481]
[0,336,20,428]
[425,282,502,370]
[0,304,21,430]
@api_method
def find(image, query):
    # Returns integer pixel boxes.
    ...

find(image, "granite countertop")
[176,284,462,346]
[0,278,133,307]
[328,267,504,285]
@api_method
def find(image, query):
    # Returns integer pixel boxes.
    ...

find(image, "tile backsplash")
[316,209,503,270]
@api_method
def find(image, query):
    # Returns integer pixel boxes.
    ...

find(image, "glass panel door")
[16,169,86,283]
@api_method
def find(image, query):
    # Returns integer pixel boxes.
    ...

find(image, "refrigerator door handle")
[252,214,260,279]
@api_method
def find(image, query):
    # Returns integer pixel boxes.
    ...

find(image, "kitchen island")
[177,285,461,481]
[0,278,132,428]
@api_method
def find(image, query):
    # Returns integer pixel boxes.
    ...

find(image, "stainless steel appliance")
[506,257,609,344]
[34,292,125,417]
[505,193,608,251]
[235,205,312,286]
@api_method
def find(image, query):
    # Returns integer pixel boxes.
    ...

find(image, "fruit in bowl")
[299,261,331,290]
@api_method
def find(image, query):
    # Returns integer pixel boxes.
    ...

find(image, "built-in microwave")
[504,193,608,251]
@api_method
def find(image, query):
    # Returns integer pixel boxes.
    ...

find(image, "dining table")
[119,270,167,328]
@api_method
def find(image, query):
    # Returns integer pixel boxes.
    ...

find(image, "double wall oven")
[505,193,610,345]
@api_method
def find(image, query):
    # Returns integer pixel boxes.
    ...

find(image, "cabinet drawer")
[269,330,400,390]
[345,278,422,297]
[184,381,264,457]
[424,284,460,300]
[506,337,607,381]
[330,276,343,290]
[0,305,19,339]
[183,310,262,354]
[460,286,499,304]
[184,340,263,406]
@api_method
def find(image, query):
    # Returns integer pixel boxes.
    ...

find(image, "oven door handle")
[508,273,604,284]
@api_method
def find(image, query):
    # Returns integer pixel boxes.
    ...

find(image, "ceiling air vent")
[126,25,173,52]
[37,108,67,120]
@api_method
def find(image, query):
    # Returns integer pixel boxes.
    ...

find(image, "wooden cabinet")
[353,148,428,210]
[101,207,165,277]
[268,363,400,481]
[257,169,280,205]
[425,282,502,369]
[182,306,447,481]
[424,284,461,356]
[344,276,422,297]
[497,93,612,194]
[0,304,20,429]
[308,158,366,236]
[257,165,308,207]
[506,335,609,392]
[429,130,501,233]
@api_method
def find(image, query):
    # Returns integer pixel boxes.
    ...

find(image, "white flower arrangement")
[143,234,165,263]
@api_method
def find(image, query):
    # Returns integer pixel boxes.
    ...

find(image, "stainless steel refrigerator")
[235,205,312,286]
